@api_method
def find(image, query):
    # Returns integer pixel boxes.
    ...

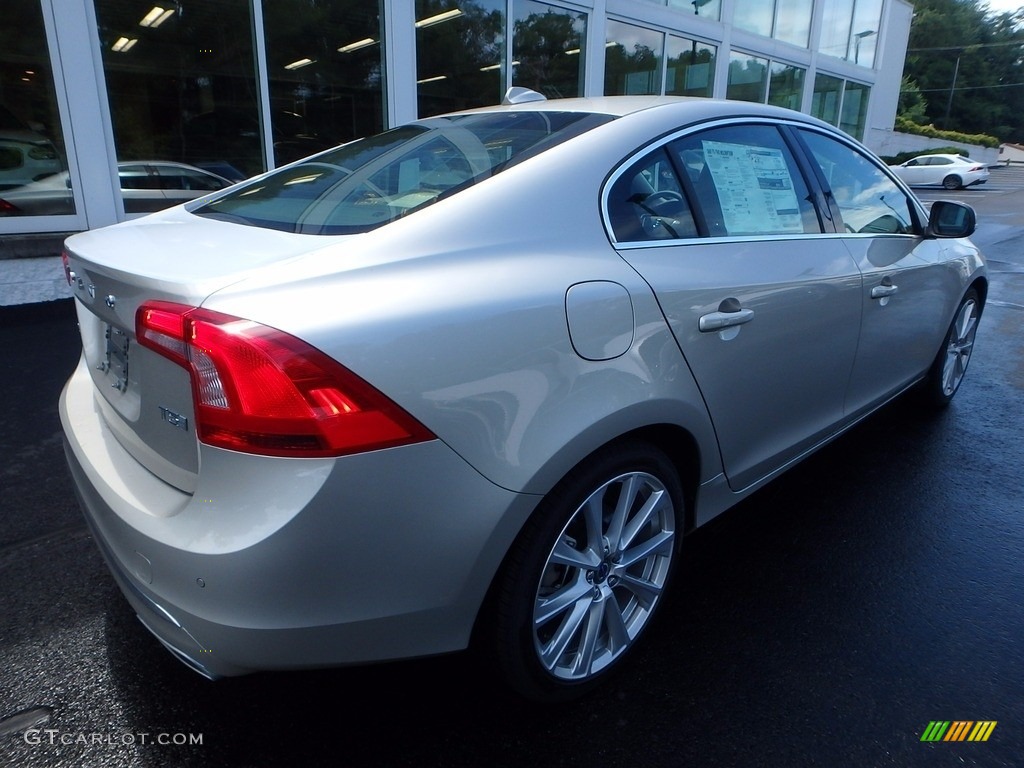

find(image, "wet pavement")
[1,170,1022,767]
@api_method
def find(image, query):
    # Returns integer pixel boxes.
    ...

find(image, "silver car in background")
[60,93,985,700]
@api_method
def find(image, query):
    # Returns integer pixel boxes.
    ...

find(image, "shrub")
[894,116,1000,149]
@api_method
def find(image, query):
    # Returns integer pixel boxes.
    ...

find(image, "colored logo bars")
[921,721,997,742]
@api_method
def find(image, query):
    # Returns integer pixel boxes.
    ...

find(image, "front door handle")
[699,298,755,332]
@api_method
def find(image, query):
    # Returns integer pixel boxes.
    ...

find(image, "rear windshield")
[191,111,613,235]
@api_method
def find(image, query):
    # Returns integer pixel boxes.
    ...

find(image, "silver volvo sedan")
[60,93,985,700]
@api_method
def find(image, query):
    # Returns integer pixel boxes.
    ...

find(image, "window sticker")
[702,140,803,234]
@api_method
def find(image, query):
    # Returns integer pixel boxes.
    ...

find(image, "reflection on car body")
[60,92,985,701]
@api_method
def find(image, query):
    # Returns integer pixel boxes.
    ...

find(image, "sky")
[980,0,1022,15]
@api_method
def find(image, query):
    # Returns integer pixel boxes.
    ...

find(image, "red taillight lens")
[61,250,72,285]
[0,198,21,214]
[136,301,435,457]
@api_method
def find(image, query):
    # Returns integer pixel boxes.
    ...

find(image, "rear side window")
[607,148,697,242]
[798,129,916,235]
[669,124,823,237]
[192,111,613,235]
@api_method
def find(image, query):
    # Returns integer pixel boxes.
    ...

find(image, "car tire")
[921,288,981,407]
[942,174,963,190]
[491,441,682,700]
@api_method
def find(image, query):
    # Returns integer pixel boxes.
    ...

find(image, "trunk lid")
[64,208,339,491]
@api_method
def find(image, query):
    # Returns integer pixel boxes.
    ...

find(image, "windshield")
[191,111,613,235]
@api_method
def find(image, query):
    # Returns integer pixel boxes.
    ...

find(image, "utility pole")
[943,53,961,130]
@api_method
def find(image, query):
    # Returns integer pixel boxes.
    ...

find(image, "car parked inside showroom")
[60,91,985,700]
[0,161,231,216]
[888,153,990,189]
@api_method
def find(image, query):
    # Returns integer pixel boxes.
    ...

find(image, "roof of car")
[445,95,832,127]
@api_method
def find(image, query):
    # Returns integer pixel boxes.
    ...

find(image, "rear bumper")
[60,357,539,677]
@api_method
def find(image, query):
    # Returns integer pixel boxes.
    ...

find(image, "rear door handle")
[871,279,898,299]
[699,299,755,332]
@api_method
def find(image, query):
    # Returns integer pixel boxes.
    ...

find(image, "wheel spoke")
[538,600,590,671]
[534,577,593,626]
[619,529,674,568]
[955,303,977,341]
[619,488,666,550]
[549,536,601,569]
[618,571,663,610]
[602,590,631,652]
[581,492,606,555]
[605,474,640,554]
[571,602,605,677]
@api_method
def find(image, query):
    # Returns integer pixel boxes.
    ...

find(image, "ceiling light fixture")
[415,9,463,28]
[112,37,138,52]
[417,75,447,84]
[284,58,315,70]
[338,37,376,53]
[139,6,175,27]
[479,60,520,72]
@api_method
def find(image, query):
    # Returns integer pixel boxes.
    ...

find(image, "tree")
[901,0,1024,143]
[897,76,929,123]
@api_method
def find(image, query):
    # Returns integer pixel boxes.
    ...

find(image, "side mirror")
[928,200,976,238]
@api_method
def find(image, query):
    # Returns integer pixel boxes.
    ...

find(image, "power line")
[907,39,1024,53]
[918,81,1024,92]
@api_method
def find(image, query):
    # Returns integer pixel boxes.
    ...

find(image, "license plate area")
[103,325,130,392]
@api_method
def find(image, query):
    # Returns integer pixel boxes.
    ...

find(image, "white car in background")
[889,153,989,190]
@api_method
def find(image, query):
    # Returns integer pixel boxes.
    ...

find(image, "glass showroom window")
[95,0,262,208]
[820,0,881,67]
[0,1,74,217]
[726,52,768,103]
[767,62,805,110]
[263,1,384,166]
[839,80,870,140]
[663,0,721,21]
[733,0,773,37]
[605,20,664,96]
[416,0,506,117]
[811,73,843,127]
[734,0,810,47]
[774,0,812,47]
[666,36,716,98]
[512,1,587,99]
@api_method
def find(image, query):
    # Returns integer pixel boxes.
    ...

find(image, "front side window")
[798,129,915,235]
[194,110,612,234]
[670,124,822,237]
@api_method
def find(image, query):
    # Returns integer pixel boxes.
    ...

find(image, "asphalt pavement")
[1,169,1022,768]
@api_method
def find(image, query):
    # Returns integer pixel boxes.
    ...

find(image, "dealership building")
[1,0,913,305]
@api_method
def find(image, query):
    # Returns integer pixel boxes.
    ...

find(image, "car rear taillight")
[136,301,435,458]
[61,250,72,285]
[970,165,984,172]
[0,198,21,214]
